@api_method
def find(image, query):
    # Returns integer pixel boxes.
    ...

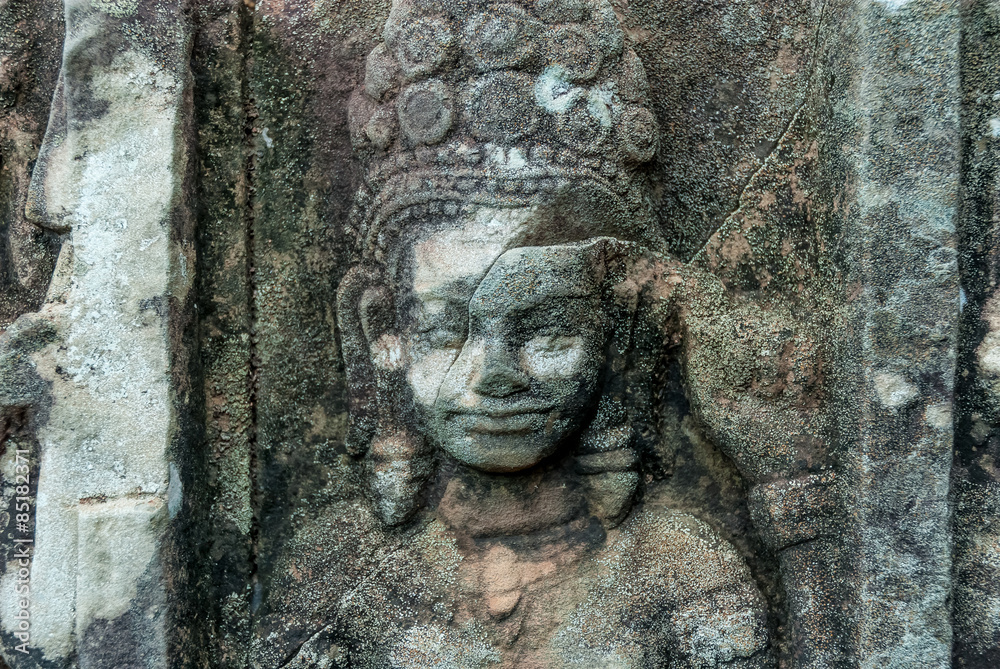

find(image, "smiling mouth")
[448,409,552,434]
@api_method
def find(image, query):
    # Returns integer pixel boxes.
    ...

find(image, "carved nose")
[474,344,529,398]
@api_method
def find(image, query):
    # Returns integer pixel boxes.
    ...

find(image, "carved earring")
[337,264,433,525]
[365,322,433,526]
[575,250,646,526]
[577,396,640,526]
[367,430,433,526]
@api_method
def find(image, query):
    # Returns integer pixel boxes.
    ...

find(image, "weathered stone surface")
[836,0,961,664]
[1,0,196,667]
[1,0,998,667]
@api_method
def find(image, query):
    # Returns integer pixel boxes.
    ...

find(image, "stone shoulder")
[599,505,772,666]
[605,505,754,593]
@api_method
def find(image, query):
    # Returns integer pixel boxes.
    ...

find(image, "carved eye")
[419,328,466,351]
[523,335,586,377]
[525,335,580,354]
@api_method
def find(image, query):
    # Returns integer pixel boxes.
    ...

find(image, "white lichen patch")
[873,0,911,11]
[412,207,532,295]
[874,371,918,409]
[522,335,585,378]
[587,85,615,127]
[408,348,460,407]
[925,403,953,430]
[535,67,585,113]
[372,333,404,370]
[978,334,1000,376]
[26,43,186,661]
[390,623,500,668]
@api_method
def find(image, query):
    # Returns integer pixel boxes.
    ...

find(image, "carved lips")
[446,408,554,435]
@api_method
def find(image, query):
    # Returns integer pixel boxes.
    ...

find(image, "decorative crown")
[348,0,662,257]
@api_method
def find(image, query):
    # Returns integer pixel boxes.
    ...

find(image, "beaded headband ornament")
[348,0,664,258]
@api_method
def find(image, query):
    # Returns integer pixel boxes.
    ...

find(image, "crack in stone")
[429,251,509,413]
[690,0,829,267]
[276,519,436,668]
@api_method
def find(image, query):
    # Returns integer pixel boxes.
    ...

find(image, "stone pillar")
[836,0,962,663]
[0,1,194,666]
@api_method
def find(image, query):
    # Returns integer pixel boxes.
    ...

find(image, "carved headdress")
[342,0,671,526]
[347,0,663,259]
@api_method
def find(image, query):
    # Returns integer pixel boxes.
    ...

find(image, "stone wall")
[0,0,997,667]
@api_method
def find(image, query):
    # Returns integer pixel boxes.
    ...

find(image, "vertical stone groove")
[241,0,262,664]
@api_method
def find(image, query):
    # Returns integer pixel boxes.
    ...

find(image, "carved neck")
[433,459,590,541]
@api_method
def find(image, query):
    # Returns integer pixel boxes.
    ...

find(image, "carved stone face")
[398,213,609,472]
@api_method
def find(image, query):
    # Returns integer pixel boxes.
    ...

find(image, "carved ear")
[336,265,393,456]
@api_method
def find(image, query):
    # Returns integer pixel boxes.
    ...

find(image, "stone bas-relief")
[0,0,987,666]
[253,1,776,666]
[256,232,770,667]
